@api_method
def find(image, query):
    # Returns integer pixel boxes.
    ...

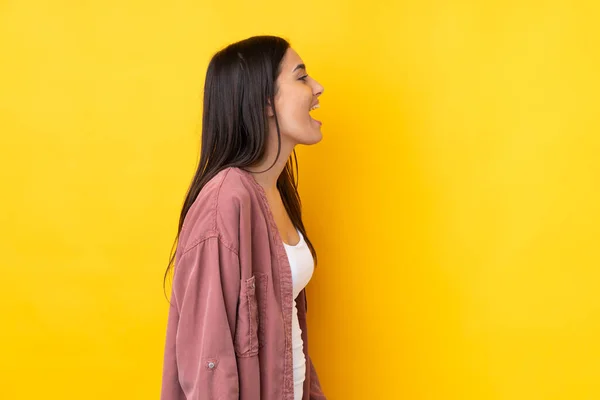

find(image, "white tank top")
[283,229,314,400]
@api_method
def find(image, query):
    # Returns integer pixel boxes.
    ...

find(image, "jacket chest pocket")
[234,273,267,357]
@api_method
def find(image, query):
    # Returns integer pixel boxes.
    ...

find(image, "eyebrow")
[292,63,306,72]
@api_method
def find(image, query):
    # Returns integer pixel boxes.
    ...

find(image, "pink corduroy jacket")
[161,167,326,400]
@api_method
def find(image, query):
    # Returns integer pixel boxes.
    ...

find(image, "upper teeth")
[310,104,320,111]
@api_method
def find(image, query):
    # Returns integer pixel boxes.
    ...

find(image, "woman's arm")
[161,235,241,400]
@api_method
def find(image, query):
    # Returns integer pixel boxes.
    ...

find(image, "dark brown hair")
[163,35,317,293]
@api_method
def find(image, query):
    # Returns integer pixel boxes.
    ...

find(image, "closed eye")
[299,75,309,81]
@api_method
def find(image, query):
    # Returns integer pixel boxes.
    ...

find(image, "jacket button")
[208,362,215,369]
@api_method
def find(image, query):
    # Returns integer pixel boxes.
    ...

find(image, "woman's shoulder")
[178,167,260,252]
[203,166,254,202]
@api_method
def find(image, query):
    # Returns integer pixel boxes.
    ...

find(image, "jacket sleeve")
[161,236,241,400]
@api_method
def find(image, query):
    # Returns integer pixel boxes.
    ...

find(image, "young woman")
[161,36,327,400]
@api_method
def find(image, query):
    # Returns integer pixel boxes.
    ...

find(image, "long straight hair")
[163,36,317,293]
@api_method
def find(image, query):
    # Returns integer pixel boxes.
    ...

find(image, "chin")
[299,132,323,146]
[285,127,323,146]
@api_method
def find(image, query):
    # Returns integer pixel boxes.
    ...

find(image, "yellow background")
[1,1,599,399]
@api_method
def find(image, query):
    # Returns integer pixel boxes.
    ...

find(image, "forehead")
[280,47,304,72]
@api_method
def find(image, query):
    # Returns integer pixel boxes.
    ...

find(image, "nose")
[313,79,324,97]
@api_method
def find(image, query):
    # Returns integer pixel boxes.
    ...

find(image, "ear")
[266,98,275,117]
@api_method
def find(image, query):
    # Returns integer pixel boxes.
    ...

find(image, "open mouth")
[309,103,321,125]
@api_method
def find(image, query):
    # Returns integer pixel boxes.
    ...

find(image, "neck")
[246,131,295,194]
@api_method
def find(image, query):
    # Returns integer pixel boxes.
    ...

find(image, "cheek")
[278,95,309,124]
[287,82,312,104]
[273,84,314,133]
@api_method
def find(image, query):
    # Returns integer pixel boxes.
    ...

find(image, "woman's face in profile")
[271,47,325,146]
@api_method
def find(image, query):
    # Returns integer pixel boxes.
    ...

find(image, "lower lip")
[311,117,322,126]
